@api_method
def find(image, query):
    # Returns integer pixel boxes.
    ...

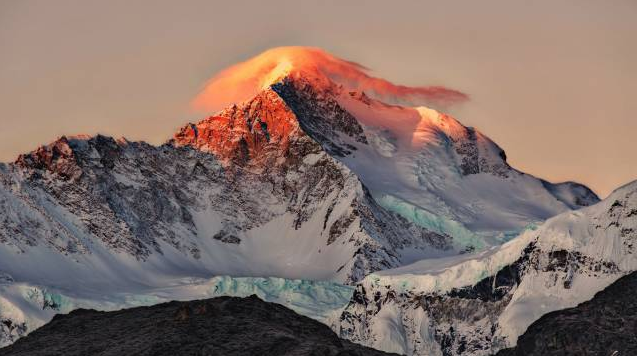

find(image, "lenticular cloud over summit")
[191,46,469,113]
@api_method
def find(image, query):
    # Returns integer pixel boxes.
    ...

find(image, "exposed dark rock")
[0,295,397,356]
[212,230,241,244]
[272,78,368,157]
[541,180,601,209]
[450,127,510,178]
[496,271,637,356]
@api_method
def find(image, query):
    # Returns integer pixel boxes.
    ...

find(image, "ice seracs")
[336,180,637,355]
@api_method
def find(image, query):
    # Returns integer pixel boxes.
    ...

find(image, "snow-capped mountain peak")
[172,88,305,169]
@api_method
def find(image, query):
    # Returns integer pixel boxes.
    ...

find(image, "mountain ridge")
[0,75,455,289]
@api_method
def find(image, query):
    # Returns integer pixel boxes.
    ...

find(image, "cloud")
[191,46,468,113]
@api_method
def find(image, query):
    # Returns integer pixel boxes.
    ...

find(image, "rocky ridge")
[0,295,397,356]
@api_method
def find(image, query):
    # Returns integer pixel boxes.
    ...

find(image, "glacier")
[376,194,483,251]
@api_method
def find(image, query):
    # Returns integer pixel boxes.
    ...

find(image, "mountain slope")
[496,270,637,356]
[328,87,598,242]
[0,295,397,356]
[268,63,598,244]
[336,180,637,355]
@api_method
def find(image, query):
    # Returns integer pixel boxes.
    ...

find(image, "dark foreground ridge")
[497,271,637,356]
[0,295,396,356]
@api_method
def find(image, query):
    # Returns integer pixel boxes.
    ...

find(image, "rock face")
[336,181,637,356]
[496,270,637,356]
[172,89,306,168]
[0,295,397,356]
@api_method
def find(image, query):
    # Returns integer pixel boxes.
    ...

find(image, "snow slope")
[332,91,599,244]
[337,180,637,355]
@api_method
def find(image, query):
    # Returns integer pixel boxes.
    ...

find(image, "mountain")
[336,180,637,355]
[0,46,601,348]
[496,270,637,356]
[0,295,397,356]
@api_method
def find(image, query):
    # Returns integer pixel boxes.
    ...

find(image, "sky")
[0,0,635,197]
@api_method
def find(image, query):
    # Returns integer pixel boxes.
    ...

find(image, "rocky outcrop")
[272,77,368,157]
[0,295,397,356]
[172,89,309,170]
[15,136,83,181]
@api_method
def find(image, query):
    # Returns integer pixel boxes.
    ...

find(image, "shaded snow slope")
[337,180,637,355]
[271,74,598,246]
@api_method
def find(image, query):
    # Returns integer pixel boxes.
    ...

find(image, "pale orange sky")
[0,0,635,197]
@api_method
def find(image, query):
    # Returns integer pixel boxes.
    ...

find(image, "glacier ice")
[377,194,484,251]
